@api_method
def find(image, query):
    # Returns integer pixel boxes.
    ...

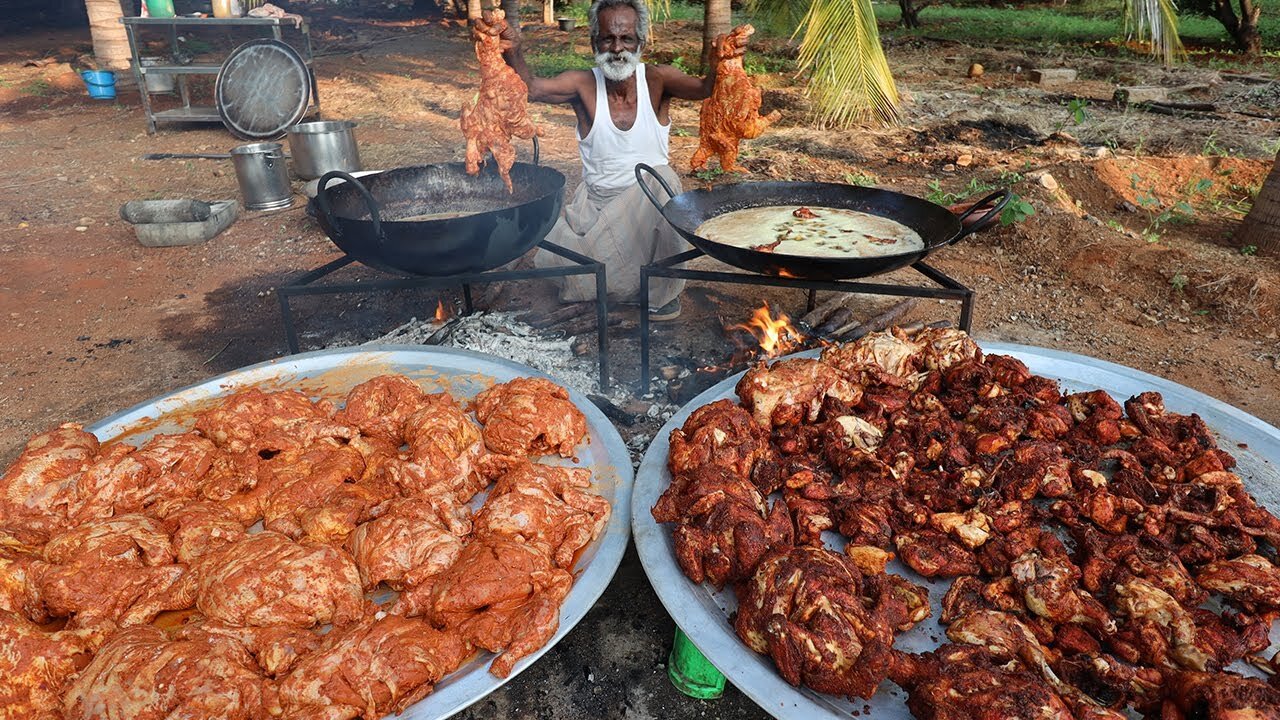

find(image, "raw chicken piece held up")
[462,8,542,193]
[690,25,781,174]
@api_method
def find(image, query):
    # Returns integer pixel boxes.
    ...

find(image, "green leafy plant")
[1240,244,1259,256]
[694,167,727,182]
[1000,194,1036,226]
[1170,272,1188,291]
[845,172,878,186]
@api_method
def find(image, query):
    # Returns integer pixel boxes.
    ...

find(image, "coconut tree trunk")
[467,0,482,22]
[85,0,132,71]
[1236,153,1280,255]
[542,0,554,25]
[701,0,732,71]
[1211,0,1262,56]
[898,0,932,27]
[501,0,521,30]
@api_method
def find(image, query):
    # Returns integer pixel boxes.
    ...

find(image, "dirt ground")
[2,9,1279,719]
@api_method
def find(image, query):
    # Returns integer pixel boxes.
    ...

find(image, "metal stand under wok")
[278,239,612,391]
[638,250,973,392]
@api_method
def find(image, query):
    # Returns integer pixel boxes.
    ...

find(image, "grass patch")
[525,49,594,75]
[873,1,1278,61]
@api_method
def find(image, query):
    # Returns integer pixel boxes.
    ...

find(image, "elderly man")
[483,0,716,321]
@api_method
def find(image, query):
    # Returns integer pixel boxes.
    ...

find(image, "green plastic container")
[668,627,726,699]
[145,0,176,18]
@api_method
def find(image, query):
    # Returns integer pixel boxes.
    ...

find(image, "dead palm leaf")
[1124,0,1186,65]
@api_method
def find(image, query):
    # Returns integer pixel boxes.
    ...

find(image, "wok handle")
[951,189,1010,242]
[635,163,676,214]
[316,170,384,244]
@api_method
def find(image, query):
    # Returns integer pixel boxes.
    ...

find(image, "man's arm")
[650,62,716,102]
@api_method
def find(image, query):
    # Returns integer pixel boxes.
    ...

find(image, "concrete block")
[1113,86,1169,104]
[1030,68,1077,86]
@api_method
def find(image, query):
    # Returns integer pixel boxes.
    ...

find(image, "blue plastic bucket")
[81,70,116,100]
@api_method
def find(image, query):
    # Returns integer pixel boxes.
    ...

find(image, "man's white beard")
[595,50,641,81]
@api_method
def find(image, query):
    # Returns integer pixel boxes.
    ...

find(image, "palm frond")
[743,0,808,37]
[647,0,673,23]
[791,0,900,127]
[1123,0,1186,66]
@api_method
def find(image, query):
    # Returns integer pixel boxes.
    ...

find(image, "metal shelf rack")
[120,16,319,133]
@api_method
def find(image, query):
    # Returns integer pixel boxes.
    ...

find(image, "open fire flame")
[434,299,452,323]
[727,302,806,358]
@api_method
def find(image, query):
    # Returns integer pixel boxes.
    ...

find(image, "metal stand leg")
[462,284,474,314]
[806,288,818,313]
[594,269,609,393]
[279,290,300,354]
[959,290,974,332]
[639,267,651,395]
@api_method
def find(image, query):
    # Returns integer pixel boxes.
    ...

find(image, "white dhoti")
[533,163,688,306]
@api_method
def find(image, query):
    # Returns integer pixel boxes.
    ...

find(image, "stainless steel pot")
[287,120,361,180]
[230,142,293,211]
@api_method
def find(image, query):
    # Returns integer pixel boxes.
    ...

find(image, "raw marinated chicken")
[184,621,322,678]
[690,24,780,173]
[473,377,587,457]
[334,374,429,445]
[472,461,610,568]
[192,531,366,628]
[269,615,471,720]
[462,8,541,193]
[69,432,218,523]
[63,625,267,720]
[29,514,192,628]
[193,388,354,454]
[256,438,367,538]
[157,500,248,564]
[0,423,99,542]
[346,496,469,590]
[404,536,573,678]
[397,392,488,503]
[0,613,107,719]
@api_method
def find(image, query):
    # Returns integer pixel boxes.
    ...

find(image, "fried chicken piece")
[1111,578,1216,671]
[734,546,899,699]
[0,423,98,542]
[473,377,587,458]
[668,399,779,492]
[690,24,780,173]
[1075,527,1205,607]
[472,462,610,568]
[69,432,218,523]
[1055,653,1164,710]
[269,615,471,720]
[651,465,793,588]
[193,388,354,454]
[895,529,981,578]
[0,613,107,720]
[462,8,541,193]
[889,644,1077,720]
[1009,549,1115,634]
[193,531,366,628]
[406,536,573,678]
[347,496,469,591]
[334,374,429,445]
[30,514,193,628]
[63,625,267,720]
[398,392,489,503]
[736,357,862,428]
[1160,669,1280,719]
[821,329,924,389]
[1196,554,1280,615]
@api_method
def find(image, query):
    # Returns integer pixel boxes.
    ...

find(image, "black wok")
[311,142,565,277]
[635,163,1008,281]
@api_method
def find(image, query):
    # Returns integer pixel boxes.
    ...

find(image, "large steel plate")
[632,341,1280,720]
[88,344,633,720]
[216,39,312,141]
